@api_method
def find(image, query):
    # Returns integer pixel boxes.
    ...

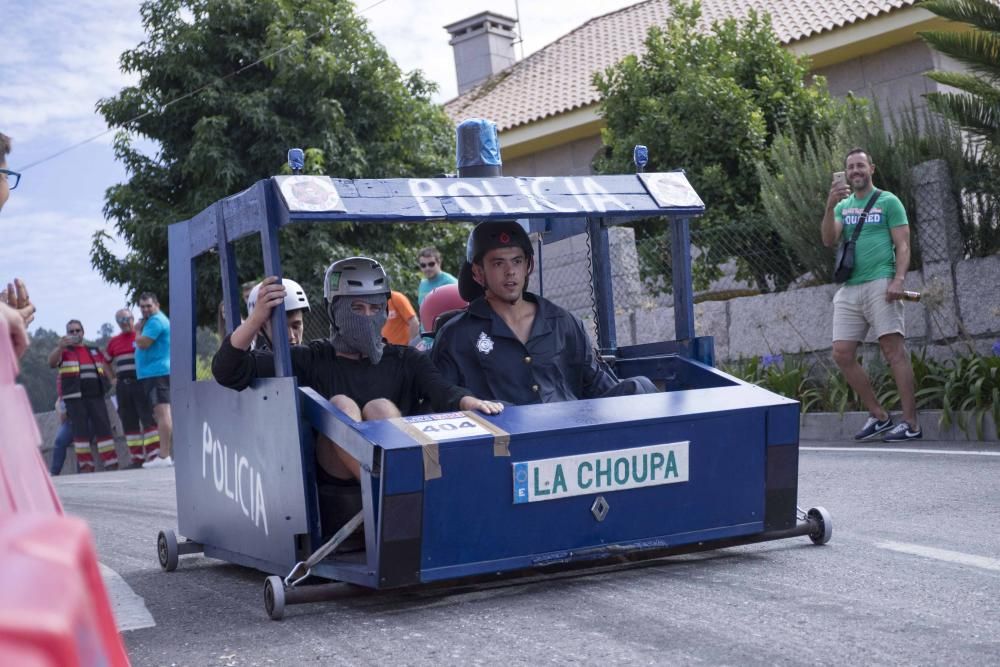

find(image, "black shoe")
[854,415,894,440]
[883,421,922,442]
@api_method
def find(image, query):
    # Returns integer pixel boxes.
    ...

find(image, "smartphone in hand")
[833,171,847,188]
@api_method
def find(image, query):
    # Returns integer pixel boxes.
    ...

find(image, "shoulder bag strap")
[848,189,882,242]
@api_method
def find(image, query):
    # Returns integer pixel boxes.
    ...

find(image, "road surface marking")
[802,446,1000,457]
[99,562,156,632]
[876,541,1000,573]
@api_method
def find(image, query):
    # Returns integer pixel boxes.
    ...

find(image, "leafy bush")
[724,346,1000,440]
[721,353,824,414]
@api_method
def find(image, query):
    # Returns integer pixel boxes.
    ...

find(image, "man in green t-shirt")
[821,147,921,442]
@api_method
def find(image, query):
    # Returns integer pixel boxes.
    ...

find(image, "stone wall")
[625,254,998,362]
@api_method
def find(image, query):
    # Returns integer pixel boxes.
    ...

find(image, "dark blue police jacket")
[431,292,620,405]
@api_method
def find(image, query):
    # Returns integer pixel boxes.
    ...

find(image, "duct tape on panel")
[389,418,441,480]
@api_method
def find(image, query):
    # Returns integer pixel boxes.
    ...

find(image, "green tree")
[593,0,839,293]
[18,328,60,413]
[921,0,1000,155]
[93,0,466,325]
[919,0,1000,256]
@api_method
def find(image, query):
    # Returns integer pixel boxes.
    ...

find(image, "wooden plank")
[187,208,217,256]
[222,183,268,241]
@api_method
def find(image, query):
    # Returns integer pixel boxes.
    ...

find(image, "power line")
[18,0,392,172]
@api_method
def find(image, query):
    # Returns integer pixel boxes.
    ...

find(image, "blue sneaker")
[854,415,894,441]
[883,421,922,442]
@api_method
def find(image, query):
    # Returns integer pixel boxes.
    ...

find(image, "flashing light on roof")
[287,148,305,174]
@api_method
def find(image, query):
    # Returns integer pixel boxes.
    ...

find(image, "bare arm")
[135,335,154,350]
[821,179,850,248]
[887,225,911,300]
[1,303,29,360]
[406,315,420,342]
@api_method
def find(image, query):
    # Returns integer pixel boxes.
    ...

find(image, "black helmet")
[457,221,533,301]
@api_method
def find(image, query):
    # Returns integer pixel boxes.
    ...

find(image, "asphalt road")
[55,440,1000,666]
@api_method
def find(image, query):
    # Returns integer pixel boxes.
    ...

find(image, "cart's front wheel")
[264,576,286,620]
[157,529,179,571]
[807,506,833,545]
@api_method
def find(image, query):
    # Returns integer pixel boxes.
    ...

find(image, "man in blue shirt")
[136,292,173,468]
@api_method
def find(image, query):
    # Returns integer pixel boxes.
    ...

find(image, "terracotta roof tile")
[444,0,919,131]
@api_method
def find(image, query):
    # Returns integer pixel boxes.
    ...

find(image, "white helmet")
[247,278,311,317]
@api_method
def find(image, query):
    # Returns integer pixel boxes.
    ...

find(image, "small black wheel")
[264,576,286,621]
[157,529,179,571]
[807,506,833,545]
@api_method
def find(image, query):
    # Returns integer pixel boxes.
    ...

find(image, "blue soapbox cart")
[157,158,832,620]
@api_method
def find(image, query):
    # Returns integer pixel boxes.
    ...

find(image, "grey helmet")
[323,257,390,304]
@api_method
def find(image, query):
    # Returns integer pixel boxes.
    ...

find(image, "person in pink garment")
[0,132,35,360]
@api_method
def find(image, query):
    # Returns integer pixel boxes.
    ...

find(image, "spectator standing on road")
[107,308,159,466]
[47,320,117,472]
[416,247,456,308]
[821,147,921,442]
[135,293,173,467]
[49,376,76,476]
[382,290,419,346]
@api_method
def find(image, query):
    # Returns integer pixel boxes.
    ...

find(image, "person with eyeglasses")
[0,132,34,360]
[106,308,159,467]
[47,320,117,472]
[0,131,19,211]
[416,246,457,349]
[416,246,457,309]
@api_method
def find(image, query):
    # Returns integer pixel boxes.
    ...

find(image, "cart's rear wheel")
[157,529,179,571]
[807,507,833,545]
[264,576,286,620]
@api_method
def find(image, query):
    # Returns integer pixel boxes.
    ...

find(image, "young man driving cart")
[433,221,656,405]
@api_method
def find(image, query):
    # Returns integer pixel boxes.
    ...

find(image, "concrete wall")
[815,39,938,116]
[504,135,603,177]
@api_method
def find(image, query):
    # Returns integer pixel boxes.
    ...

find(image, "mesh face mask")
[329,294,388,364]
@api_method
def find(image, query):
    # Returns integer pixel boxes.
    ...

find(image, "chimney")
[444,11,517,95]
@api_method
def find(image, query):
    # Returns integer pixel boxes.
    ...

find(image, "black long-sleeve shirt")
[212,336,466,415]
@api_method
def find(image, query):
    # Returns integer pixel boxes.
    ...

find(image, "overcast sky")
[0,0,638,335]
